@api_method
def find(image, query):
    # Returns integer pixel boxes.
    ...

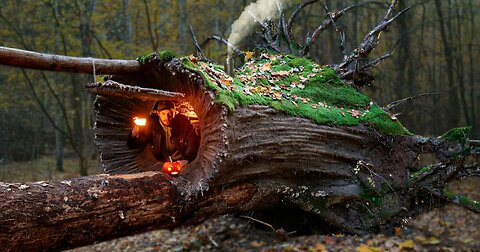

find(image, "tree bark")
[0,172,180,251]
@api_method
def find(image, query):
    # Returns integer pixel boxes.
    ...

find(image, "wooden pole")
[0,46,142,75]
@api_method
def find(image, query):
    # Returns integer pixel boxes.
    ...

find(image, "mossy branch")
[442,190,480,213]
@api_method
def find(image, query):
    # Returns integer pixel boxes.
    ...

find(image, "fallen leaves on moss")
[184,52,411,135]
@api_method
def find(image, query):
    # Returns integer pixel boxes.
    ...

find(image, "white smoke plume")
[227,0,291,55]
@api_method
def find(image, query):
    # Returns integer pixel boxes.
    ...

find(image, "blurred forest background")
[0,0,478,181]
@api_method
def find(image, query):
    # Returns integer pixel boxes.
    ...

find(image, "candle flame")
[133,117,146,126]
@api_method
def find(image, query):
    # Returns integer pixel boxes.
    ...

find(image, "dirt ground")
[71,177,480,252]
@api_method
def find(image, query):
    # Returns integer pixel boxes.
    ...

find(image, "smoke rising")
[227,0,290,55]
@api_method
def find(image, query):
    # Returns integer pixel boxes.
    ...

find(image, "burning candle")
[133,117,147,126]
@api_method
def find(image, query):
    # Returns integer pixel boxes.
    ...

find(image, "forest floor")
[1,157,478,251]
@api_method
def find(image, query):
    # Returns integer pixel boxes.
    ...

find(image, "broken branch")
[383,92,440,111]
[200,36,244,58]
[189,26,208,61]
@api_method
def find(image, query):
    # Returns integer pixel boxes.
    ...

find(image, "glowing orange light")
[162,161,183,176]
[133,117,147,126]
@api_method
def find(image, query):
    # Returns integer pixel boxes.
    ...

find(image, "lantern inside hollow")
[133,117,147,126]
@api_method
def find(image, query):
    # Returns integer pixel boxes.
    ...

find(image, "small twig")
[340,40,399,80]
[321,2,347,58]
[239,215,275,232]
[383,92,440,111]
[208,236,219,247]
[189,25,207,61]
[200,35,244,58]
[362,40,399,70]
[239,215,290,240]
[363,165,399,201]
[287,0,319,31]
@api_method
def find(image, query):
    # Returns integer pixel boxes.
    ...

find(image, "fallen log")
[0,2,478,251]
[0,48,479,251]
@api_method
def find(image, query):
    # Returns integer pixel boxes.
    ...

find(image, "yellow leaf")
[244,51,254,61]
[423,237,440,245]
[314,243,327,252]
[399,239,414,250]
[356,244,383,252]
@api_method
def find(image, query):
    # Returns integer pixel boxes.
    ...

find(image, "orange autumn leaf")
[188,54,198,64]
[260,62,272,71]
[221,78,231,86]
[314,243,327,252]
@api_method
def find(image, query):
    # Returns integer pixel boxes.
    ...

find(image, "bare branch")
[384,0,399,20]
[0,46,142,74]
[287,0,319,31]
[302,4,359,56]
[189,26,208,61]
[340,41,400,80]
[321,2,347,58]
[200,36,244,58]
[425,188,480,214]
[338,5,412,69]
[247,11,279,51]
[383,92,440,111]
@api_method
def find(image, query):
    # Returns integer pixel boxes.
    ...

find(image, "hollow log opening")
[91,56,228,197]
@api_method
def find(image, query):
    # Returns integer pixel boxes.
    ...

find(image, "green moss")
[442,127,471,144]
[136,52,156,64]
[362,105,412,136]
[181,53,411,136]
[288,57,312,68]
[361,188,384,207]
[158,50,176,61]
[136,50,176,64]
[409,164,433,182]
[215,93,238,112]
